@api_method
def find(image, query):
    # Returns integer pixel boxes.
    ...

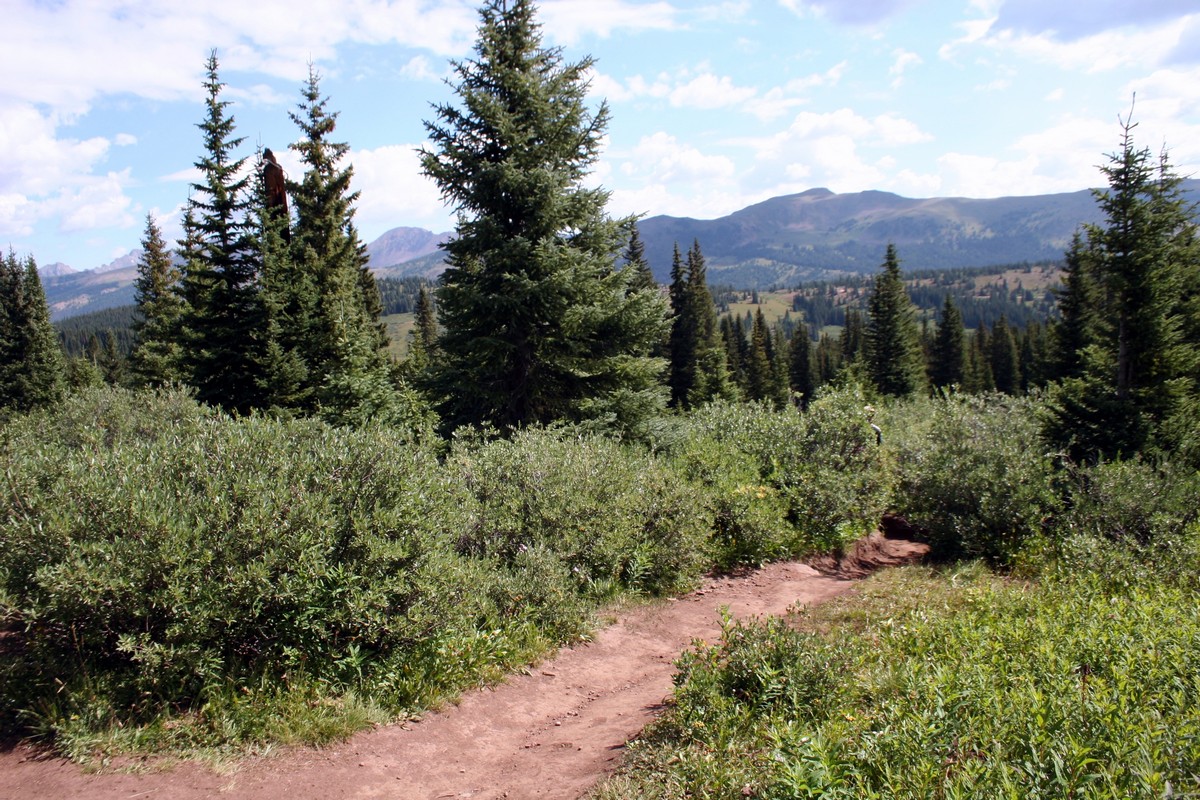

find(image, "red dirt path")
[0,534,926,800]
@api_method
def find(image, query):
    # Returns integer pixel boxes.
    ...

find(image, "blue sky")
[3,0,1200,270]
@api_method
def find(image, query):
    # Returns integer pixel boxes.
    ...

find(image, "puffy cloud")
[540,0,679,44]
[349,143,454,237]
[889,49,922,88]
[991,0,1196,42]
[0,102,138,238]
[778,0,918,26]
[669,73,757,109]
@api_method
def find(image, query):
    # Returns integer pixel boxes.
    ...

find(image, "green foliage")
[420,0,667,435]
[450,429,712,598]
[671,384,891,559]
[177,53,264,414]
[866,244,925,398]
[129,214,185,387]
[1042,119,1200,461]
[883,392,1058,564]
[598,566,1200,799]
[0,387,501,753]
[929,294,965,389]
[0,251,67,417]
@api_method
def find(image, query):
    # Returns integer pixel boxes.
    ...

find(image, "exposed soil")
[0,533,927,800]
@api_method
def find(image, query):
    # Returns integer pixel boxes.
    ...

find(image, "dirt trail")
[1,534,926,800]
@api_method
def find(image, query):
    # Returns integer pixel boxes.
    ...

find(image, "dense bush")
[598,566,1200,799]
[449,429,712,598]
[883,392,1059,564]
[671,385,892,564]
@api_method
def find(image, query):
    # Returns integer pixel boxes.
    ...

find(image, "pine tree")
[746,308,773,402]
[683,240,733,406]
[1044,116,1200,460]
[404,285,439,374]
[789,326,815,408]
[667,243,696,407]
[254,158,313,413]
[0,251,66,414]
[930,294,965,390]
[178,52,263,413]
[989,315,1021,394]
[129,214,184,387]
[419,0,667,433]
[865,244,924,397]
[1048,232,1100,381]
[841,307,865,366]
[623,224,657,294]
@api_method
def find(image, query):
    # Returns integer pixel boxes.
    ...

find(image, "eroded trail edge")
[2,535,927,800]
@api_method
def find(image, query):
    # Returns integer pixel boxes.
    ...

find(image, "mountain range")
[43,181,1199,320]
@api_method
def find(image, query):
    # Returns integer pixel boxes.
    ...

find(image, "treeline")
[55,305,136,358]
[377,276,435,316]
[784,261,1059,332]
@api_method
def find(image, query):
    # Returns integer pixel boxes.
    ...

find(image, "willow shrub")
[882,392,1059,565]
[0,388,551,752]
[670,385,892,566]
[448,428,712,598]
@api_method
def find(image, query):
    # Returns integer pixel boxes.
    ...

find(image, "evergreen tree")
[1045,117,1200,460]
[989,315,1021,394]
[789,327,815,408]
[178,52,263,413]
[0,251,66,414]
[930,294,965,390]
[667,243,696,407]
[419,0,667,433]
[129,213,184,387]
[865,244,925,397]
[254,157,314,413]
[841,307,865,366]
[1048,232,1099,381]
[623,224,657,294]
[745,307,773,403]
[404,285,439,374]
[683,240,733,406]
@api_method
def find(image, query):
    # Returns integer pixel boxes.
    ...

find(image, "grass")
[593,562,1200,799]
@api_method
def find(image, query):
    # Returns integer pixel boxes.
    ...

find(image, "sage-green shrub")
[674,386,891,559]
[449,428,712,597]
[0,388,509,751]
[884,392,1058,564]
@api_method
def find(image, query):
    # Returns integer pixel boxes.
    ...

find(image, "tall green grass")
[596,564,1200,799]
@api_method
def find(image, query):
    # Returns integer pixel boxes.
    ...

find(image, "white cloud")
[889,48,922,88]
[991,1,1196,42]
[669,73,757,109]
[540,0,678,45]
[779,0,918,26]
[620,132,737,183]
[349,143,454,236]
[947,7,1199,73]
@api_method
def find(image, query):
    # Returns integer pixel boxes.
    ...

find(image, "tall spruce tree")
[789,326,815,408]
[0,252,66,414]
[178,52,263,413]
[989,314,1021,395]
[1045,117,1200,460]
[420,0,667,433]
[930,294,965,390]
[129,214,185,387]
[622,224,657,294]
[287,66,399,424]
[683,240,733,406]
[865,244,924,397]
[1048,232,1099,381]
